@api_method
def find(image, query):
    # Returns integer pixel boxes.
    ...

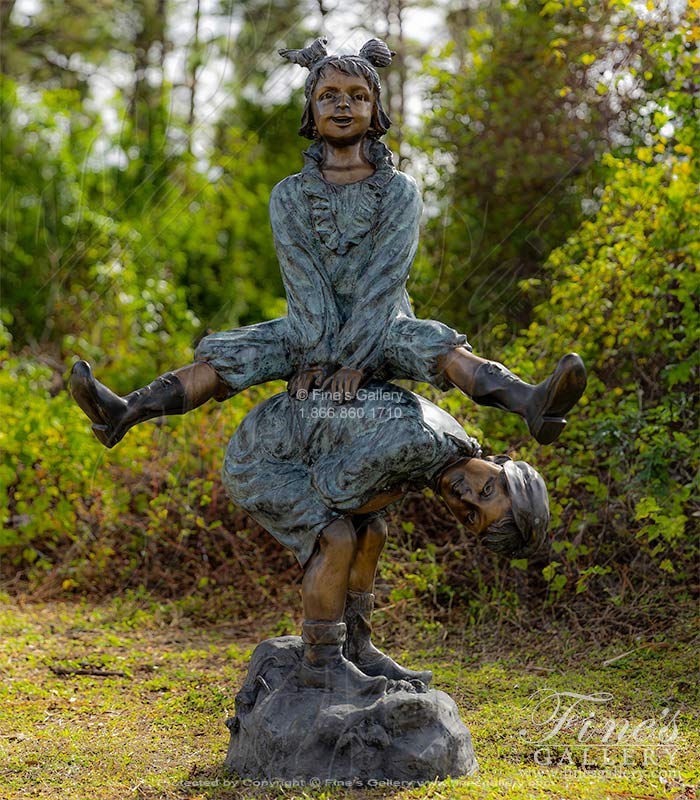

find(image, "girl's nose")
[336,93,350,109]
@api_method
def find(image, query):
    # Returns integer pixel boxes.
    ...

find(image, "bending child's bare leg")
[438,347,587,445]
[70,360,229,449]
[302,517,357,622]
[344,517,432,686]
[173,362,230,404]
[299,518,387,695]
[347,516,387,594]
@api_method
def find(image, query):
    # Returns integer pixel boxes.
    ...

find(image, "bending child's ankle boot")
[298,620,387,695]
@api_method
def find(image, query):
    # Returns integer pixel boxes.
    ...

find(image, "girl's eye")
[354,94,366,101]
[481,480,493,498]
[320,92,334,100]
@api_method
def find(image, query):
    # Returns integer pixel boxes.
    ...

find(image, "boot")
[70,360,189,448]
[298,621,388,696]
[470,353,587,445]
[343,591,433,687]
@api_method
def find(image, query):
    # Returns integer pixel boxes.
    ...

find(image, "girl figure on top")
[70,37,586,449]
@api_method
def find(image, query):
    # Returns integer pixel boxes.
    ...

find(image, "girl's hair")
[481,512,531,558]
[279,39,393,140]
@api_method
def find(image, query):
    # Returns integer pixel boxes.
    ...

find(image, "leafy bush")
[478,143,699,597]
[0,318,294,600]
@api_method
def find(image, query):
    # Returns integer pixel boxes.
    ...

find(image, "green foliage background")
[1,0,698,621]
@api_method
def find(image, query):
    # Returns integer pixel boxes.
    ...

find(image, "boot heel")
[528,415,566,446]
[91,424,114,448]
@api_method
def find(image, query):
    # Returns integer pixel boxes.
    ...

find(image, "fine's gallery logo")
[295,386,406,418]
[519,689,680,770]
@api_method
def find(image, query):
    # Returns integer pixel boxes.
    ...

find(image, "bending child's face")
[312,67,373,144]
[438,459,511,534]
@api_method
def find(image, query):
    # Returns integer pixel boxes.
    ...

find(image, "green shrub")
[0,318,289,595]
[478,145,699,594]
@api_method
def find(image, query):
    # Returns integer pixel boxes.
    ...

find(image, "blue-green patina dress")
[222,381,481,566]
[195,139,467,390]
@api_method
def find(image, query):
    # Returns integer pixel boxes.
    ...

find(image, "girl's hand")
[321,367,364,401]
[288,366,326,399]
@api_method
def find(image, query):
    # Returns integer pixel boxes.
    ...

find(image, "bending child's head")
[279,38,393,140]
[437,456,549,558]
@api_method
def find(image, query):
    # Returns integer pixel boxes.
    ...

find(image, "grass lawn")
[0,596,697,800]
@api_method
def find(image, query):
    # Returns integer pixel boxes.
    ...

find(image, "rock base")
[224,636,477,784]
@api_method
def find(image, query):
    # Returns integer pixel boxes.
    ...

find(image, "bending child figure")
[70,38,586,448]
[222,379,550,693]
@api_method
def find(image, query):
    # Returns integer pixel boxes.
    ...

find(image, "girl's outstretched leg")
[70,361,229,448]
[71,316,293,448]
[439,347,587,445]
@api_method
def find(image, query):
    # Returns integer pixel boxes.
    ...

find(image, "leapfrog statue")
[70,38,586,783]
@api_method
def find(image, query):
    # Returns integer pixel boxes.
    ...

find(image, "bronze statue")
[67,37,583,782]
[70,37,586,451]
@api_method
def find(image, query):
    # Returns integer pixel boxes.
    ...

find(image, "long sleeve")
[269,176,341,368]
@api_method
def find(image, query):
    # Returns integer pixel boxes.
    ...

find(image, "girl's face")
[311,67,374,144]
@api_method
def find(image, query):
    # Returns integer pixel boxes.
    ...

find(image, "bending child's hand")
[322,367,364,402]
[288,366,325,399]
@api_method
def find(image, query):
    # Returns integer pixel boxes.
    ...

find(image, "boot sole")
[528,354,587,445]
[70,362,107,425]
[69,361,122,448]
